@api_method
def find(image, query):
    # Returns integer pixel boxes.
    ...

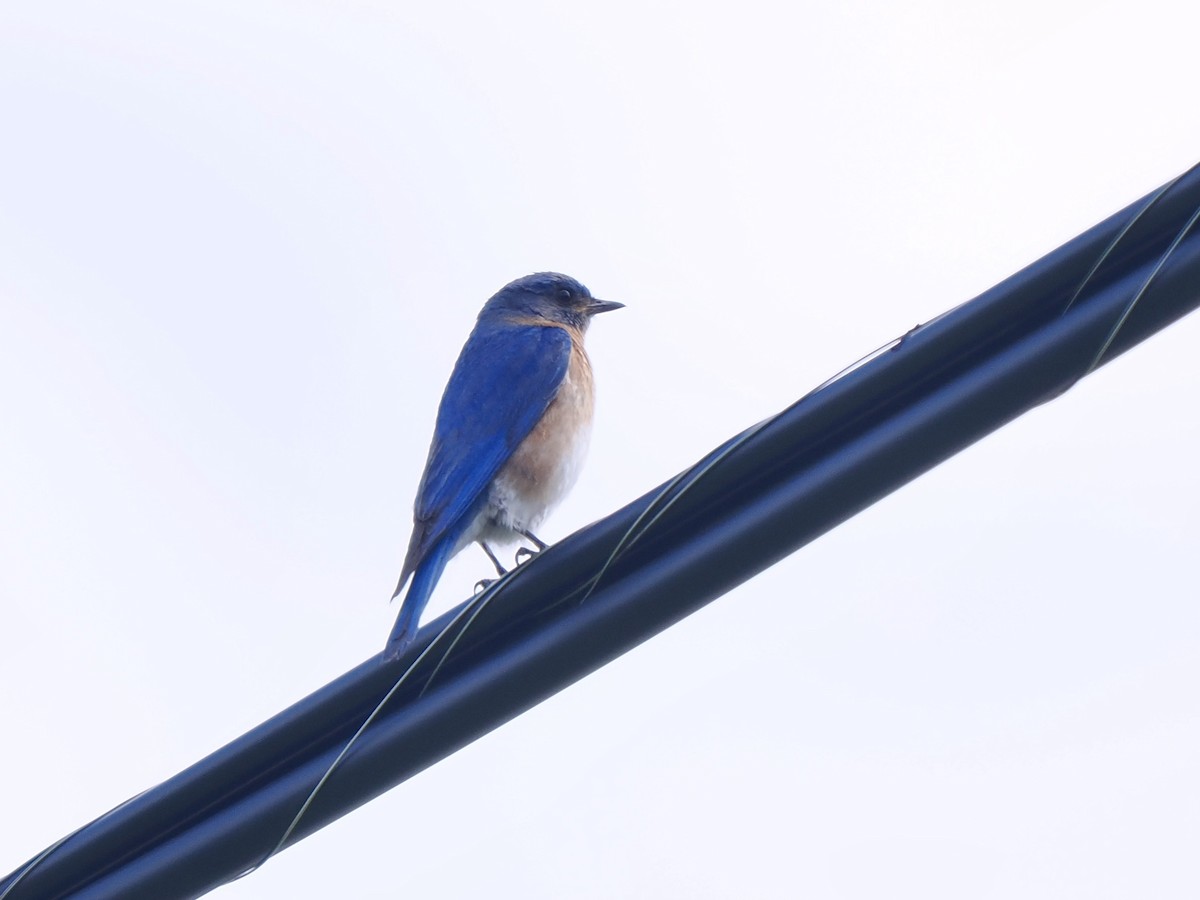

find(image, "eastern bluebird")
[385,272,623,658]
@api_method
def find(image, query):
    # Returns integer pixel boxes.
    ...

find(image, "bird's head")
[481,272,624,331]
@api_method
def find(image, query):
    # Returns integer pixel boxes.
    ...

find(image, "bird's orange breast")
[492,327,595,528]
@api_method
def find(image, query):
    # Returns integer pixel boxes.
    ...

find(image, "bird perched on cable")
[385,272,623,659]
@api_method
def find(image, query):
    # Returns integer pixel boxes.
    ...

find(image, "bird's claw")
[515,546,539,565]
[474,578,496,594]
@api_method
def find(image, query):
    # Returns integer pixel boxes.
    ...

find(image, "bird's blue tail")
[385,540,455,660]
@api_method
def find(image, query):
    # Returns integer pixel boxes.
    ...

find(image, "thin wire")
[0,836,74,900]
[0,791,149,900]
[575,169,1200,613]
[236,573,519,881]
[416,574,519,699]
[1083,201,1200,376]
[1058,172,1185,318]
[574,330,912,608]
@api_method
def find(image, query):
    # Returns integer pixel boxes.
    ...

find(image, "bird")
[385,272,623,658]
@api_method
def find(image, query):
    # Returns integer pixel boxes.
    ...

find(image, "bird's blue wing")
[403,321,572,573]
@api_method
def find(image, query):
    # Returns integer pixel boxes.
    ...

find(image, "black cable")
[4,162,1200,900]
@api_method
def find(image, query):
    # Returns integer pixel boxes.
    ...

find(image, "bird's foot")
[517,529,548,551]
[514,546,539,565]
[474,578,497,594]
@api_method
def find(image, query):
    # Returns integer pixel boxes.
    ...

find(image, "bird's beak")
[586,298,625,315]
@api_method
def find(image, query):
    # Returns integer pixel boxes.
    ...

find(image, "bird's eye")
[557,288,573,304]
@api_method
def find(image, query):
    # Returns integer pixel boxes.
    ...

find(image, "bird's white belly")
[487,422,590,535]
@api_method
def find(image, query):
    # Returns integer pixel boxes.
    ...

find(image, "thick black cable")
[4,163,1200,899]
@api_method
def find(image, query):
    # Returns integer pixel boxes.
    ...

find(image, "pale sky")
[3,2,1200,897]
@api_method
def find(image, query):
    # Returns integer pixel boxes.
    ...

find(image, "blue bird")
[386,273,623,658]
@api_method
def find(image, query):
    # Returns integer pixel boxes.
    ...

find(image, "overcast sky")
[3,2,1200,897]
